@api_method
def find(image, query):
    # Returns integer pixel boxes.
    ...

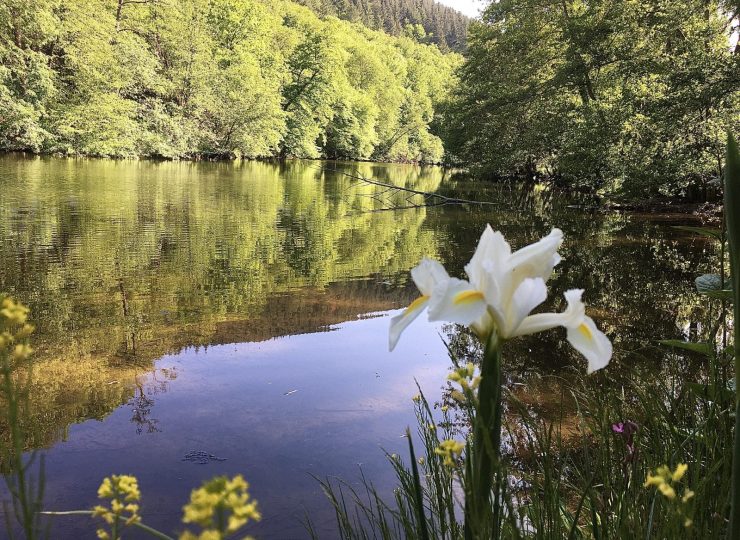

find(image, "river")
[0,154,712,538]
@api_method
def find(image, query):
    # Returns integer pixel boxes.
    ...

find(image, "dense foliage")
[445,0,740,198]
[296,0,469,51]
[0,0,460,161]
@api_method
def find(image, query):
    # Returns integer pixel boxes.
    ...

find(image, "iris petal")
[411,258,450,296]
[428,278,488,326]
[566,316,613,374]
[389,296,430,351]
[506,278,547,337]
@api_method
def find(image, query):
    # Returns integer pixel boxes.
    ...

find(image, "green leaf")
[659,340,713,356]
[687,382,734,403]
[673,226,723,241]
[725,133,740,537]
[705,290,735,301]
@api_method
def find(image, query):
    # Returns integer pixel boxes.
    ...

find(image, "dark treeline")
[297,0,469,51]
[444,0,740,199]
[0,0,460,162]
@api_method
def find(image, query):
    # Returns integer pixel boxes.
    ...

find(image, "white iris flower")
[389,225,612,374]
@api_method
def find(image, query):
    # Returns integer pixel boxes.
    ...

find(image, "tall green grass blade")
[406,428,430,540]
[659,340,713,356]
[589,487,601,540]
[672,226,724,241]
[567,477,594,540]
[724,132,740,539]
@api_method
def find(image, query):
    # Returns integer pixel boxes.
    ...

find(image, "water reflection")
[0,154,718,537]
[38,314,452,539]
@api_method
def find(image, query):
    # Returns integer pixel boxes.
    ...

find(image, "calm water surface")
[0,155,713,538]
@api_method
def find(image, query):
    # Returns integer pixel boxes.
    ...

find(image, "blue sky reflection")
[39,311,452,538]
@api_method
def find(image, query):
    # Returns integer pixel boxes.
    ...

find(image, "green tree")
[445,0,740,198]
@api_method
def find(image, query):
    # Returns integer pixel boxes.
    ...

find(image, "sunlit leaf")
[673,226,723,241]
[659,340,713,356]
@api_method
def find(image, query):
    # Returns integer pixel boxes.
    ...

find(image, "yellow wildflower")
[658,483,676,500]
[10,344,32,360]
[93,475,142,538]
[97,475,140,502]
[644,473,664,488]
[181,475,260,538]
[451,390,466,403]
[672,463,688,482]
[682,489,695,503]
[0,298,29,325]
[434,439,465,467]
[656,465,671,480]
[644,464,691,503]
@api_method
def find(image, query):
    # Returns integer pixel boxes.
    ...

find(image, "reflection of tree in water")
[128,367,178,435]
[426,200,721,455]
[129,388,158,435]
[0,151,449,451]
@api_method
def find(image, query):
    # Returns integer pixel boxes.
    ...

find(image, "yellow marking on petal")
[453,290,485,305]
[578,323,593,340]
[404,295,429,317]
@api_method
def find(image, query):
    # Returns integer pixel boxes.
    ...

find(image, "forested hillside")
[297,0,469,51]
[445,0,740,198]
[0,0,460,161]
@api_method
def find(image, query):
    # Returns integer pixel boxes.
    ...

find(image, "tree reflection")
[0,157,445,451]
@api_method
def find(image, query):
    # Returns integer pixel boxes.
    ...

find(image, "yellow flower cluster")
[447,363,480,404]
[644,464,690,501]
[0,298,29,325]
[180,475,260,540]
[92,475,142,540]
[180,531,237,540]
[644,464,694,527]
[0,298,34,356]
[434,439,465,467]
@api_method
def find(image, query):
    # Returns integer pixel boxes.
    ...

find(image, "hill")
[297,0,469,50]
[0,0,461,161]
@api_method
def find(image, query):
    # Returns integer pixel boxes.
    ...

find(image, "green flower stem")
[725,133,740,539]
[41,511,175,540]
[467,331,503,538]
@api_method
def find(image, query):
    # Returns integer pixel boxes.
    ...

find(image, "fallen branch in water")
[316,163,500,210]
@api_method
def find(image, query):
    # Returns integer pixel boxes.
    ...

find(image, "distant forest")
[297,0,469,50]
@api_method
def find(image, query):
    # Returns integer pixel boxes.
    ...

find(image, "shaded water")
[0,155,714,538]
